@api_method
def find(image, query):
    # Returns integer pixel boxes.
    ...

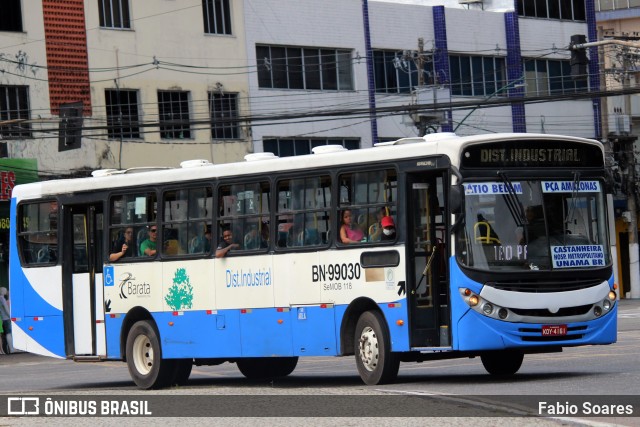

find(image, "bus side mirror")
[449,185,463,214]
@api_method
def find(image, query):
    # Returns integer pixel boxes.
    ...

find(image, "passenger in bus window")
[216,228,239,258]
[109,227,134,262]
[380,216,396,241]
[204,227,212,252]
[340,209,364,244]
[244,225,261,249]
[521,205,545,244]
[287,215,305,247]
[260,222,270,248]
[368,206,388,242]
[139,226,158,256]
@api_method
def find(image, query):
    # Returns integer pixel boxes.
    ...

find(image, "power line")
[6,85,640,141]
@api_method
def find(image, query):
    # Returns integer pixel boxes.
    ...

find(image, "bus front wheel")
[354,311,400,385]
[481,350,524,376]
[126,320,175,389]
[236,357,299,379]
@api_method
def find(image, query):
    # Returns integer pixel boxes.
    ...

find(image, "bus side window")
[18,201,58,267]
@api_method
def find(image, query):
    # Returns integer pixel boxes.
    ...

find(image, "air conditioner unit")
[608,114,631,135]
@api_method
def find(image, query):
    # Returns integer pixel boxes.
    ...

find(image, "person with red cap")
[381,216,396,241]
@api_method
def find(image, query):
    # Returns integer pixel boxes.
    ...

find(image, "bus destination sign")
[461,140,604,169]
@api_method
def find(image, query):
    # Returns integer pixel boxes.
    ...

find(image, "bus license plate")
[542,325,567,336]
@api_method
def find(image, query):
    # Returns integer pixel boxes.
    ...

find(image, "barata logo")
[118,272,151,299]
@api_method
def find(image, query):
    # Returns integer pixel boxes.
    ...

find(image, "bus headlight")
[603,299,611,311]
[608,291,617,301]
[459,289,510,320]
[594,306,602,317]
[482,303,494,315]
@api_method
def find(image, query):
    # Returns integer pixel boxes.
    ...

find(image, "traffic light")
[570,34,588,81]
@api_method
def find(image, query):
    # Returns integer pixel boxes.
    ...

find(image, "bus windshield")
[456,179,610,271]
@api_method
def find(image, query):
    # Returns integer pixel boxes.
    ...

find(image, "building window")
[202,0,231,35]
[105,89,140,139]
[373,50,434,94]
[524,59,588,96]
[98,0,131,29]
[597,0,640,10]
[0,86,31,139]
[0,0,23,32]
[209,92,239,139]
[517,0,586,21]
[449,55,507,97]
[158,90,191,139]
[256,45,353,91]
[263,138,359,157]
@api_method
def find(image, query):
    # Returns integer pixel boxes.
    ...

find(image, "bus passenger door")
[406,173,449,348]
[61,203,105,357]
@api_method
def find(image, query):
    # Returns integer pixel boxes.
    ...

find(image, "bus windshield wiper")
[498,171,526,227]
[564,171,581,232]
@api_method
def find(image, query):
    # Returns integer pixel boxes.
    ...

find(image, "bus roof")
[12,133,601,201]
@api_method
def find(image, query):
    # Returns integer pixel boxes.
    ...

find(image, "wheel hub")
[358,326,379,372]
[132,334,153,376]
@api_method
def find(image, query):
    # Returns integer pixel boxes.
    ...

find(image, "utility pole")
[416,38,428,137]
[412,38,441,136]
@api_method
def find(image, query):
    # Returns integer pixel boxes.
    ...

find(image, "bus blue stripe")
[103,302,410,359]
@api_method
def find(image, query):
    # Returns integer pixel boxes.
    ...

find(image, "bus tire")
[354,310,400,385]
[170,359,193,386]
[236,357,298,379]
[125,320,175,389]
[481,350,524,376]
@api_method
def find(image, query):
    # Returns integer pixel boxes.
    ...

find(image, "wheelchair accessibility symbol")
[104,266,114,287]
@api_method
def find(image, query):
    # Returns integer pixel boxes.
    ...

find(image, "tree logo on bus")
[165,268,193,311]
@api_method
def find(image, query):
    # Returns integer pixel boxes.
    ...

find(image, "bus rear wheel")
[126,320,175,389]
[354,311,400,385]
[481,350,524,376]
[236,357,298,379]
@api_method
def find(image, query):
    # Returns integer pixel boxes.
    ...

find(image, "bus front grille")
[510,304,593,317]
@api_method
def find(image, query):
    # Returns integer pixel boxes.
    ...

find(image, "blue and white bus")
[9,132,617,388]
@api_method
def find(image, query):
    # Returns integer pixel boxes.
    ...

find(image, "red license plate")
[541,325,567,336]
